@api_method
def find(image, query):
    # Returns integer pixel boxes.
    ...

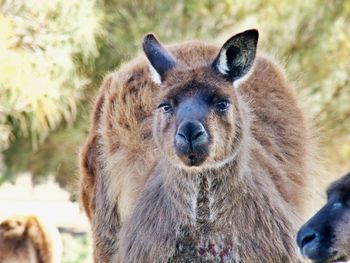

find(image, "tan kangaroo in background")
[80,29,311,262]
[0,215,61,263]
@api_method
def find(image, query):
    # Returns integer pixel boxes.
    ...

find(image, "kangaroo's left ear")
[212,29,258,82]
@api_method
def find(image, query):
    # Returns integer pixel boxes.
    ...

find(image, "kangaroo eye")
[158,103,173,113]
[216,101,230,112]
[332,202,343,210]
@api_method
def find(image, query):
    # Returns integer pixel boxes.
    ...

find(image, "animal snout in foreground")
[297,227,323,261]
[175,120,209,166]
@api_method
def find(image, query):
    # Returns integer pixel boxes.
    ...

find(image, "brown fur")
[80,37,310,262]
[0,215,60,263]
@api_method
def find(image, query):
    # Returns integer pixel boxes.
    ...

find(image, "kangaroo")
[80,29,311,262]
[297,172,350,263]
[0,215,61,263]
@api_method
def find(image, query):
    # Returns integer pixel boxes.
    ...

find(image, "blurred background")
[0,0,349,262]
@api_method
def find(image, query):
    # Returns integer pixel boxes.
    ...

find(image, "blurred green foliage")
[61,232,93,263]
[0,0,101,149]
[1,0,349,189]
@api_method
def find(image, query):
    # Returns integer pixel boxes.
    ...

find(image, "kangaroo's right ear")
[143,34,177,84]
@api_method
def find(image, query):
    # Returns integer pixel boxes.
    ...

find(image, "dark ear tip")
[144,33,156,42]
[243,29,259,41]
[143,33,159,48]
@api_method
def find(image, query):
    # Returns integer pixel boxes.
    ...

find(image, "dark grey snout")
[296,200,346,262]
[297,227,321,260]
[175,120,209,166]
[176,121,208,147]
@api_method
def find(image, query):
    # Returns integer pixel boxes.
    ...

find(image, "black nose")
[176,121,208,148]
[297,227,321,259]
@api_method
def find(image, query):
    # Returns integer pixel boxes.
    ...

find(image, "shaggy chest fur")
[171,229,236,262]
[169,174,237,262]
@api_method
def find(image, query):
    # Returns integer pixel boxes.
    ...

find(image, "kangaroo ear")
[143,33,177,84]
[212,29,258,82]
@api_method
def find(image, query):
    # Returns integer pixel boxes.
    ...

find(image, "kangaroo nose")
[297,227,320,259]
[176,121,208,147]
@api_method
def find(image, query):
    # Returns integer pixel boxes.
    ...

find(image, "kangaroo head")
[144,30,258,169]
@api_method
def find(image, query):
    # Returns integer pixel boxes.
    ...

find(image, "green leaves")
[0,0,101,150]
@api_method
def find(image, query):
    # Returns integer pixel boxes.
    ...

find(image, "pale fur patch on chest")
[196,174,213,226]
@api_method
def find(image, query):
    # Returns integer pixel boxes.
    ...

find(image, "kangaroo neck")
[161,140,250,226]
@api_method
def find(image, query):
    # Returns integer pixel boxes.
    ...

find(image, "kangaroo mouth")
[330,259,350,263]
[177,152,207,167]
[328,253,349,263]
[175,142,209,167]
